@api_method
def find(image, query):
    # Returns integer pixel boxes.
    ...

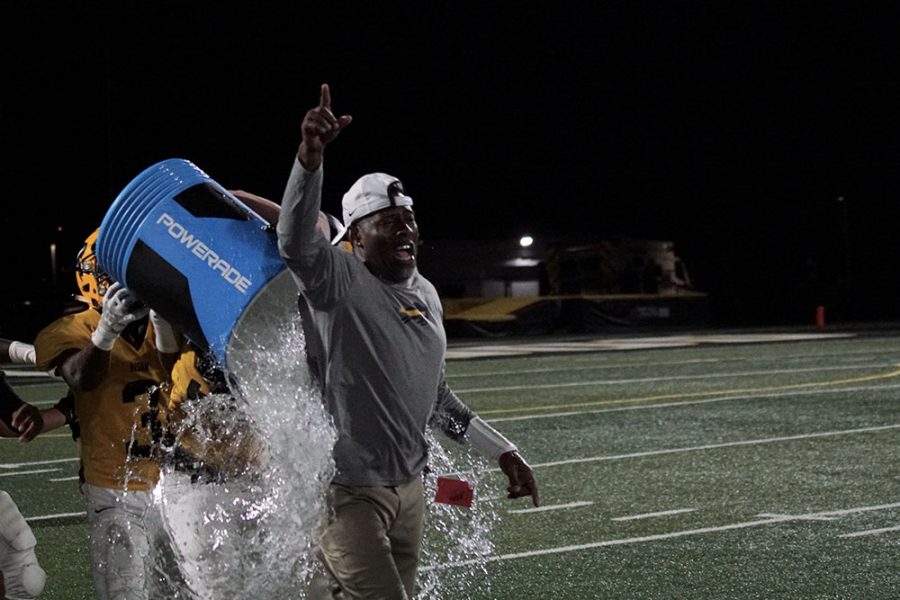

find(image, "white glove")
[90,282,149,351]
[149,309,180,353]
[7,341,36,365]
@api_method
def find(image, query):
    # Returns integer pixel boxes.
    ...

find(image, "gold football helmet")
[75,228,111,311]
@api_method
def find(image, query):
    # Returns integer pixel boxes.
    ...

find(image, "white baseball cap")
[342,172,414,228]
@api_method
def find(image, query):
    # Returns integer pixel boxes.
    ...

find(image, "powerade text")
[156,213,252,294]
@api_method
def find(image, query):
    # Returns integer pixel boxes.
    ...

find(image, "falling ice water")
[417,430,502,600]
[120,269,503,598]
[145,270,337,599]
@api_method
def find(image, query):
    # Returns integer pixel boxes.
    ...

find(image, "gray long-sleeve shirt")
[277,160,472,486]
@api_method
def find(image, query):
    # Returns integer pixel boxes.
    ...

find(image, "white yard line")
[487,382,900,423]
[570,347,900,365]
[509,501,593,514]
[454,364,897,394]
[26,511,87,522]
[0,457,79,469]
[450,358,727,378]
[612,508,696,521]
[451,361,895,383]
[0,468,61,477]
[757,512,836,522]
[48,476,81,482]
[1,372,58,379]
[443,423,900,479]
[839,524,900,538]
[422,501,900,571]
[446,333,856,360]
[0,431,72,437]
[533,424,900,469]
[26,400,66,408]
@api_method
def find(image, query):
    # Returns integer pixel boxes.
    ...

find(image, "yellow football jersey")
[34,310,170,491]
[166,346,267,478]
[168,346,224,409]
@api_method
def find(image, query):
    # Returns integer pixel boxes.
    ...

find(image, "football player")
[0,341,51,599]
[32,228,182,600]
[0,339,74,599]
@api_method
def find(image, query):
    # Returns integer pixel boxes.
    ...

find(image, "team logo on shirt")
[399,303,428,324]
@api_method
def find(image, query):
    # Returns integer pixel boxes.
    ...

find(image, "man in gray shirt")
[277,84,539,599]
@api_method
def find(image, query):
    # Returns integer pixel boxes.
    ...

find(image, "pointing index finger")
[320,83,331,109]
[528,478,540,507]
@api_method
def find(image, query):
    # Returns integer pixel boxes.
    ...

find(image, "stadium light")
[519,235,534,248]
[50,243,57,292]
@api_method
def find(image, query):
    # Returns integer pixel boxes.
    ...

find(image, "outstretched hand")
[499,451,540,507]
[299,83,352,170]
[11,403,43,443]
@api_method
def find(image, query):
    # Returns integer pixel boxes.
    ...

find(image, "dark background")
[3,1,899,339]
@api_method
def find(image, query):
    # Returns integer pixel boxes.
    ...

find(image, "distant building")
[418,237,706,336]
[421,236,697,299]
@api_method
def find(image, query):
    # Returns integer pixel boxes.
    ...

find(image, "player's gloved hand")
[499,450,540,507]
[149,309,180,353]
[91,282,149,351]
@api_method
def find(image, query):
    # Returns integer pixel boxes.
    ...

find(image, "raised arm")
[277,84,355,304]
[59,282,148,392]
[297,83,352,171]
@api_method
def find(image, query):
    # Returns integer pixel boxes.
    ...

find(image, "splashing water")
[418,430,501,600]
[119,270,503,598]
[129,271,338,599]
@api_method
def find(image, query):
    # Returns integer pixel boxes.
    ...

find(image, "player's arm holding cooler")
[148,309,181,373]
[57,282,148,392]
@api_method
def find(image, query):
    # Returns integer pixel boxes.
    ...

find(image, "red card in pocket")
[435,476,473,508]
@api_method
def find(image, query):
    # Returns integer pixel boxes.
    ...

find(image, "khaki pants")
[314,476,425,600]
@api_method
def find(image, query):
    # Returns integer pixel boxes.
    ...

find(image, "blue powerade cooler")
[95,158,289,367]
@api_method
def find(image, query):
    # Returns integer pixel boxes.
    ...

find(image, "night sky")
[4,1,900,335]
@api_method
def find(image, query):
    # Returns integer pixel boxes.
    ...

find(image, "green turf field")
[3,329,900,599]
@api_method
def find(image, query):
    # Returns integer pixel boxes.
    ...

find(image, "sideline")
[446,332,856,360]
